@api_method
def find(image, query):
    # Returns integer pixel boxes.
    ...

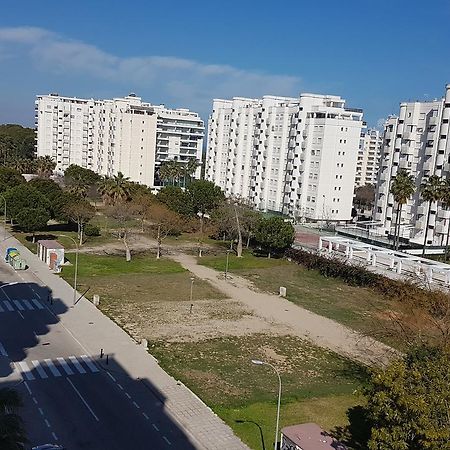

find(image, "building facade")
[374,84,450,245]
[206,94,364,222]
[35,94,204,187]
[355,129,382,187]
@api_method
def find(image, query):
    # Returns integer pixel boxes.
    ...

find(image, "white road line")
[31,360,48,379]
[57,357,74,375]
[0,303,4,312]
[117,383,124,390]
[45,419,50,428]
[52,432,58,441]
[106,372,116,382]
[44,359,61,377]
[143,412,149,420]
[32,397,38,405]
[0,342,8,357]
[13,300,24,311]
[80,355,99,373]
[163,436,171,445]
[152,423,159,431]
[18,361,35,380]
[132,401,140,409]
[17,310,24,319]
[125,392,131,399]
[66,378,99,422]
[69,356,86,374]
[24,381,32,395]
[3,300,13,311]
[38,408,44,416]
[22,299,34,310]
[31,299,44,310]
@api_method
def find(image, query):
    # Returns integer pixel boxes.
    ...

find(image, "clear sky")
[1,0,449,127]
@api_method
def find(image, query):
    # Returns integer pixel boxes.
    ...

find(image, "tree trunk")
[79,223,83,247]
[445,211,450,261]
[234,205,243,258]
[268,251,271,259]
[156,225,161,259]
[422,203,432,257]
[123,231,131,261]
[198,215,203,258]
[395,203,401,250]
[246,234,251,249]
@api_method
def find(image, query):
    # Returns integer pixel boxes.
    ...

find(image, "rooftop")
[37,240,64,250]
[282,423,347,450]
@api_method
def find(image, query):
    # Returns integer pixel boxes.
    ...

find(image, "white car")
[32,445,65,450]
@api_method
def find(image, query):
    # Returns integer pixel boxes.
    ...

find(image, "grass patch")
[199,251,288,271]
[150,334,366,449]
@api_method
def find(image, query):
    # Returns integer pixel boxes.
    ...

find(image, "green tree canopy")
[0,167,25,193]
[0,387,28,449]
[0,124,35,162]
[157,186,193,216]
[64,164,101,185]
[4,184,51,220]
[255,216,295,257]
[15,207,50,234]
[186,180,224,217]
[364,346,450,450]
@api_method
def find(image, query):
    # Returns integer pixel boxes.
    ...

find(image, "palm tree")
[440,179,450,260]
[35,155,56,178]
[420,174,444,256]
[66,173,90,198]
[0,388,28,449]
[390,170,416,250]
[183,158,199,187]
[99,172,132,205]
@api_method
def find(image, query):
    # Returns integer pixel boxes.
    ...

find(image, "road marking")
[22,299,34,310]
[152,423,159,431]
[45,419,51,428]
[12,300,24,311]
[31,299,44,310]
[117,383,124,390]
[80,355,99,372]
[133,401,140,409]
[163,436,171,445]
[125,392,131,399]
[69,356,86,374]
[24,382,32,395]
[57,357,74,375]
[106,372,116,382]
[18,361,35,380]
[67,378,99,422]
[44,359,61,377]
[52,432,58,441]
[38,408,44,416]
[0,342,8,357]
[143,413,149,420]
[17,310,24,319]
[31,360,48,379]
[3,300,13,311]
[0,303,4,312]
[32,397,38,405]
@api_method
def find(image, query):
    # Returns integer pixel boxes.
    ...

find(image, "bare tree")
[148,203,181,259]
[107,202,134,261]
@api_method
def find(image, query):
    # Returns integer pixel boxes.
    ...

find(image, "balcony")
[423,160,434,172]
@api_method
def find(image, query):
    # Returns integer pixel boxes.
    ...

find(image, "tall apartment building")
[374,84,450,245]
[355,129,382,187]
[35,94,204,186]
[206,94,364,221]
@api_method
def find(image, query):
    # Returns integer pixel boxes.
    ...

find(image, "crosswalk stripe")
[32,360,48,379]
[3,300,13,311]
[44,359,61,377]
[22,299,34,310]
[18,361,35,380]
[13,300,24,311]
[69,356,86,374]
[0,342,8,357]
[31,299,44,310]
[0,303,4,313]
[80,355,99,373]
[57,357,74,375]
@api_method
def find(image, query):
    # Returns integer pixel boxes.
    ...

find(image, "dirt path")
[170,252,398,366]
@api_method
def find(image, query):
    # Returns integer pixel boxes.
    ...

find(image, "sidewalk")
[170,252,397,366]
[0,230,249,450]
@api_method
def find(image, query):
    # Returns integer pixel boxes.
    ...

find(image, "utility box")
[5,248,27,270]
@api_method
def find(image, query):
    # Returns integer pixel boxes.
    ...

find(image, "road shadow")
[0,276,200,449]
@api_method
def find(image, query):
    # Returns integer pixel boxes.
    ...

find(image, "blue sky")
[1,0,449,127]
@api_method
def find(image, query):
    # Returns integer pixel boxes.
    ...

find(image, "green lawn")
[197,252,393,345]
[150,334,367,449]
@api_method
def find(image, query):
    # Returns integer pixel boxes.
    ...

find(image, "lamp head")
[251,359,264,366]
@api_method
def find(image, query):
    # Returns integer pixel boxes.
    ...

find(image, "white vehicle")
[32,445,65,450]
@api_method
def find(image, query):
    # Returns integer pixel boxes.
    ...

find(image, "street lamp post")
[0,194,6,241]
[225,250,230,280]
[58,234,79,306]
[252,359,282,450]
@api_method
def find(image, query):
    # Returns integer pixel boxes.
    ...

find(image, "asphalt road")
[0,261,197,450]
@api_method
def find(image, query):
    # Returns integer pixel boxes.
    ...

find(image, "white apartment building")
[35,94,204,187]
[355,129,382,187]
[206,94,364,222]
[374,84,450,245]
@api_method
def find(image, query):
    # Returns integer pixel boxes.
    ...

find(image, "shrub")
[84,224,101,237]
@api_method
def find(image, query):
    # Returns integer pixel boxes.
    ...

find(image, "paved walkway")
[170,252,397,366]
[0,230,249,450]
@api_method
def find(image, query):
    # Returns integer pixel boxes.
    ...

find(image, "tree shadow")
[332,405,371,450]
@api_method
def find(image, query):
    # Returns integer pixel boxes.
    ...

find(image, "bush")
[84,223,101,237]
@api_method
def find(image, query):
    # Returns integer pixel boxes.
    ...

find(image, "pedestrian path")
[0,298,44,313]
[15,355,99,381]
